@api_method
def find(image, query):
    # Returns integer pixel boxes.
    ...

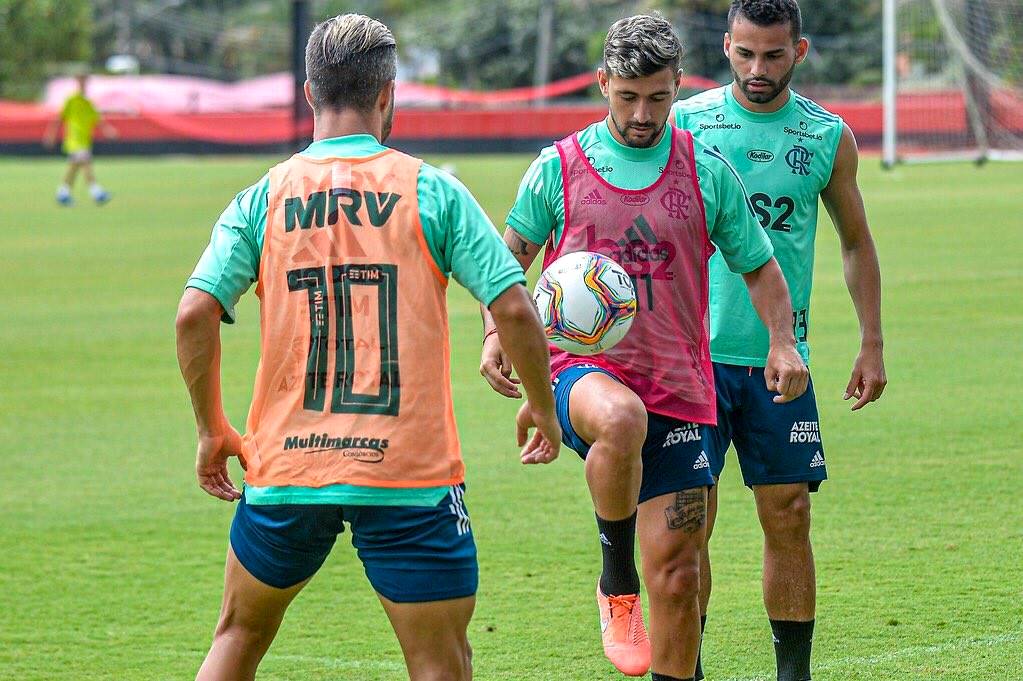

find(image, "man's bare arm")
[742,257,809,403]
[175,288,242,501]
[479,228,544,398]
[821,124,886,410]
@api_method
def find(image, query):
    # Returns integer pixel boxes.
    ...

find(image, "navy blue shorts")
[700,363,827,491]
[553,364,714,502]
[229,485,478,602]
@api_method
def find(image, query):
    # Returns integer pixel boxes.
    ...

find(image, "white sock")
[89,183,106,199]
[57,184,71,198]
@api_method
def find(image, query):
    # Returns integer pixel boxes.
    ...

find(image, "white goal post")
[882,0,1023,166]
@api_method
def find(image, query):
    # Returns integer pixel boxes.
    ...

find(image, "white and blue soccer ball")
[533,250,637,356]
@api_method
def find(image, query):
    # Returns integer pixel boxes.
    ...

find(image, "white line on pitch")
[715,632,1022,681]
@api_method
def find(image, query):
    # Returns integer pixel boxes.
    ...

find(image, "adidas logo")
[693,451,710,470]
[599,533,612,546]
[581,189,607,205]
[810,451,826,468]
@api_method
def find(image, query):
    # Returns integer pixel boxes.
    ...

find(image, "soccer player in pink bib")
[480,13,808,681]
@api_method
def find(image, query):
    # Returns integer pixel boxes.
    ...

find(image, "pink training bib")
[545,125,717,424]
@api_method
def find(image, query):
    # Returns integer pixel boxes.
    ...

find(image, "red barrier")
[3,90,1020,148]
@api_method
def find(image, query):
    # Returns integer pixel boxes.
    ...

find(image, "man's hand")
[479,333,521,398]
[42,123,58,149]
[515,400,561,465]
[765,344,809,403]
[196,425,244,501]
[845,343,887,410]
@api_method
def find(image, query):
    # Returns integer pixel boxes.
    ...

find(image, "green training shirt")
[186,134,526,506]
[506,119,774,276]
[673,86,844,366]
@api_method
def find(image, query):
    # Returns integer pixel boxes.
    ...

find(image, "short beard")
[733,61,795,104]
[609,110,666,149]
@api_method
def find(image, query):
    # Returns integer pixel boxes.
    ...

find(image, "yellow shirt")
[60,94,100,154]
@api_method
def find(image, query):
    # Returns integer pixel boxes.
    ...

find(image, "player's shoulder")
[516,142,563,193]
[537,123,601,161]
[62,93,85,110]
[791,90,844,130]
[232,172,271,224]
[418,158,471,197]
[534,141,562,165]
[672,86,729,118]
[691,137,736,173]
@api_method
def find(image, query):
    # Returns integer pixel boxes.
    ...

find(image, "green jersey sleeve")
[185,174,268,323]
[417,163,526,306]
[695,144,774,274]
[505,145,562,246]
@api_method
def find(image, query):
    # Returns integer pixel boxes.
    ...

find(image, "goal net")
[882,0,1023,165]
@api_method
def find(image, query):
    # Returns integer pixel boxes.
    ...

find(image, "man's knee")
[647,553,701,605]
[410,640,472,681]
[761,489,812,542]
[213,612,275,652]
[589,391,647,452]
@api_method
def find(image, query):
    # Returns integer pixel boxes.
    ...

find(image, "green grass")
[0,153,1021,680]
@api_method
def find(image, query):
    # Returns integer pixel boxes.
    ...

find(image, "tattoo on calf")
[664,489,706,533]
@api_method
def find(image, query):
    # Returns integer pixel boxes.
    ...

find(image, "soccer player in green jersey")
[481,14,808,680]
[672,1,887,679]
[43,74,117,206]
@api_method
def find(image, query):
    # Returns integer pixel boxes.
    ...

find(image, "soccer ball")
[533,251,637,356]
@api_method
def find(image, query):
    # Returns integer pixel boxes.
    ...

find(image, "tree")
[0,0,92,100]
[395,0,592,91]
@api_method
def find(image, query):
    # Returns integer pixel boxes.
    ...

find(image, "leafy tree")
[0,0,92,100]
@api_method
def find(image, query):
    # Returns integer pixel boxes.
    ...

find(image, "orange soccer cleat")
[596,583,651,676]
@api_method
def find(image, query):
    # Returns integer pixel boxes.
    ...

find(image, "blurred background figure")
[43,73,118,206]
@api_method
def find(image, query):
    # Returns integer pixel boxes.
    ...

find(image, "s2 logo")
[750,193,795,232]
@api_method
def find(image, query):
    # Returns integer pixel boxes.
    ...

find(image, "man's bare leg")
[379,594,476,681]
[196,547,309,681]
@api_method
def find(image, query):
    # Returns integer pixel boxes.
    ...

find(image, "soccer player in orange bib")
[175,14,559,681]
[479,13,807,681]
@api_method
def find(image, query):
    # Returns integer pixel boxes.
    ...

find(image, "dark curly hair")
[728,0,802,42]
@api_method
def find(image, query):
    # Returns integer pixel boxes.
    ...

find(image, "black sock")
[651,674,693,681]
[595,512,640,595]
[770,619,814,681]
[694,615,707,680]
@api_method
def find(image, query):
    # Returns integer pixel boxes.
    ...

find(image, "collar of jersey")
[725,84,796,123]
[594,118,672,163]
[301,133,387,159]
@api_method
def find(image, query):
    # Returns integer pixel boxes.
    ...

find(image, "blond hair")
[305,13,397,112]
[603,13,682,79]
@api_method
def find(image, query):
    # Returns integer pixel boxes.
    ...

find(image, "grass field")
[1,152,1021,681]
